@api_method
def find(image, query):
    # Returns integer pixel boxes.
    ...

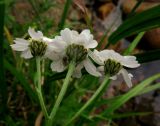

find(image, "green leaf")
[123,32,145,55]
[5,116,17,126]
[4,60,37,102]
[135,49,160,63]
[108,5,160,44]
[102,73,160,115]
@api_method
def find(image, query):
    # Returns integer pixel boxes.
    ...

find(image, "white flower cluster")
[11,27,140,87]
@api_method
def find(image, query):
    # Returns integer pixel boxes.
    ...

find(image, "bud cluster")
[66,44,87,64]
[104,59,122,76]
[29,40,47,57]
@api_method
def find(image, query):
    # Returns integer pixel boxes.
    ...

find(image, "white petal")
[86,40,98,48]
[80,29,93,42]
[43,37,54,43]
[11,44,28,51]
[20,49,33,59]
[97,66,104,72]
[72,30,79,36]
[128,73,133,80]
[60,28,73,44]
[124,56,136,61]
[72,63,84,78]
[79,29,98,48]
[83,58,101,77]
[51,36,67,52]
[122,56,140,68]
[45,44,55,56]
[97,50,123,62]
[28,27,43,40]
[110,75,117,80]
[80,29,91,37]
[14,38,29,45]
[46,51,62,61]
[89,50,104,65]
[94,50,111,60]
[120,68,133,88]
[50,60,66,72]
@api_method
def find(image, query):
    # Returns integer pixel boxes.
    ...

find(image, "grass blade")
[96,82,160,108]
[123,31,145,55]
[135,49,160,63]
[127,0,144,18]
[102,73,160,115]
[0,0,7,114]
[58,0,72,31]
[4,60,37,102]
[95,111,152,120]
[139,83,160,95]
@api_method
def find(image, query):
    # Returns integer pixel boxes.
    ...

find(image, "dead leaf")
[35,112,43,126]
[73,0,87,14]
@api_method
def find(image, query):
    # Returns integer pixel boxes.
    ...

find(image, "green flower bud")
[66,44,87,64]
[29,40,47,57]
[104,59,122,76]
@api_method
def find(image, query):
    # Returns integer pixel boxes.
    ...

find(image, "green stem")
[66,75,110,125]
[36,57,49,119]
[47,62,75,126]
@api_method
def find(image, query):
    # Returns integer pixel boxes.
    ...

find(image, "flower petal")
[89,50,104,65]
[51,36,67,52]
[97,66,104,72]
[122,56,140,68]
[20,49,33,59]
[120,68,133,88]
[83,58,101,77]
[110,75,117,80]
[28,27,43,40]
[46,50,62,61]
[128,73,133,80]
[14,38,29,45]
[43,37,54,43]
[50,60,66,72]
[11,44,28,51]
[79,29,98,48]
[99,50,123,62]
[72,63,84,78]
[60,28,74,44]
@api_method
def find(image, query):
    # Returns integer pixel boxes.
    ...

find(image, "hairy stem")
[36,57,49,119]
[66,75,110,125]
[47,62,75,126]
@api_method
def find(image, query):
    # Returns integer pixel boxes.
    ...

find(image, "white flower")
[89,49,140,87]
[48,28,101,78]
[11,27,54,59]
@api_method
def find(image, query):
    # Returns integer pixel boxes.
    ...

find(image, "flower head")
[48,28,101,78]
[11,27,53,59]
[89,49,140,87]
